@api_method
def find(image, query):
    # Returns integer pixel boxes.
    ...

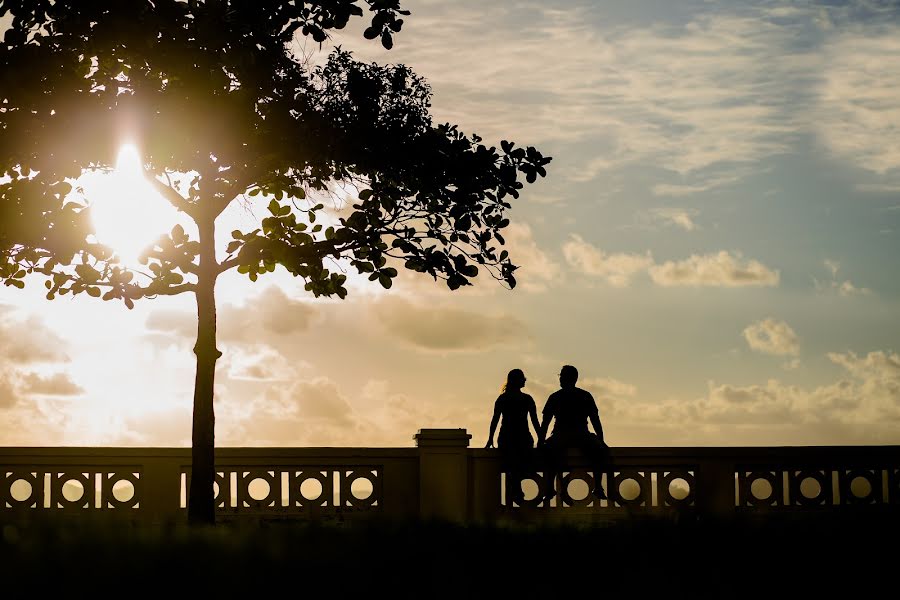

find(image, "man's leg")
[579,435,608,500]
[542,436,564,502]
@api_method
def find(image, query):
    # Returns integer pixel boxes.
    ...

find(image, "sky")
[1,0,899,449]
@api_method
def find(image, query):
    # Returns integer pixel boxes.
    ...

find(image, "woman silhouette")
[485,369,541,503]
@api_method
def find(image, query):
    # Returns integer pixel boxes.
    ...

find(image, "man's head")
[559,365,578,388]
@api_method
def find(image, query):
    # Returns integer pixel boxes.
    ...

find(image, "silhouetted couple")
[485,365,609,504]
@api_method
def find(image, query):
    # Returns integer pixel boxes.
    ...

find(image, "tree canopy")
[0,0,550,523]
[1,0,549,300]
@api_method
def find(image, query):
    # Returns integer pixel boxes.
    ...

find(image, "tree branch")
[148,174,197,220]
[142,282,197,296]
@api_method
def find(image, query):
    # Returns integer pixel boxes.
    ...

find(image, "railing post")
[415,429,471,522]
[140,454,184,525]
[695,455,736,521]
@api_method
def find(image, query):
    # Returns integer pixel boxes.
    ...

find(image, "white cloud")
[146,285,318,342]
[814,260,871,296]
[501,223,561,292]
[20,372,84,396]
[372,297,530,353]
[562,234,653,287]
[0,314,70,364]
[817,28,900,175]
[601,350,900,445]
[648,251,779,287]
[651,172,746,198]
[742,318,800,357]
[645,208,699,231]
[581,376,638,399]
[331,5,805,191]
[564,235,779,288]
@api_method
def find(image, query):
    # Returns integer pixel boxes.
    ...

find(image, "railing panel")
[0,448,419,523]
[2,443,899,524]
[472,446,900,521]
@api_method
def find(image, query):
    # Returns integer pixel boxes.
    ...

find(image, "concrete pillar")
[695,457,736,521]
[140,455,184,524]
[415,429,471,522]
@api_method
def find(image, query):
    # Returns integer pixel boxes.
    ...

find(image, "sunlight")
[88,144,181,267]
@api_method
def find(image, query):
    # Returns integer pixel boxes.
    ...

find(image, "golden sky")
[1,1,899,448]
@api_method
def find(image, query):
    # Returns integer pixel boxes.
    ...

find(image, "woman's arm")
[485,398,502,448]
[527,395,541,445]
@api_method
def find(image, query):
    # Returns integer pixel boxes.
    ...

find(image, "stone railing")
[2,429,898,524]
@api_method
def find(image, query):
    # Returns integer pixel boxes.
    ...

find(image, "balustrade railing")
[2,431,898,524]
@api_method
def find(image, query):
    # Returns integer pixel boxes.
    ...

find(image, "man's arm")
[587,393,605,444]
[589,411,605,445]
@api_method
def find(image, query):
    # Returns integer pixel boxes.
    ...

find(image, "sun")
[87,144,183,267]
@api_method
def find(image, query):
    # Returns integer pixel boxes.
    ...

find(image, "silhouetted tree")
[0,1,550,524]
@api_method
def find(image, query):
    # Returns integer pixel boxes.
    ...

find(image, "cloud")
[564,236,779,288]
[651,172,747,198]
[0,312,79,410]
[581,376,638,399]
[601,349,900,445]
[223,346,300,382]
[372,297,529,352]
[0,372,20,408]
[20,372,84,396]
[648,251,779,287]
[816,27,900,176]
[827,350,900,389]
[645,208,699,231]
[0,314,70,364]
[328,4,808,193]
[814,260,871,296]
[274,376,356,426]
[146,285,317,342]
[214,372,480,447]
[501,223,561,292]
[562,234,653,287]
[742,318,800,357]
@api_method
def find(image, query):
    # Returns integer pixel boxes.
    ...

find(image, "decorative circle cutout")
[567,478,590,501]
[619,478,641,501]
[799,477,821,499]
[850,476,872,499]
[343,470,380,508]
[520,478,540,502]
[350,478,373,500]
[62,479,85,502]
[248,478,271,501]
[10,479,32,502]
[112,480,134,503]
[668,478,690,501]
[300,478,323,501]
[4,471,40,507]
[751,479,773,501]
[611,471,648,507]
[660,471,695,506]
[508,472,546,508]
[558,471,595,507]
[102,472,140,509]
[291,471,330,507]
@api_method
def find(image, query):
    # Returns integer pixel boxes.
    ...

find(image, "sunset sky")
[1,0,899,449]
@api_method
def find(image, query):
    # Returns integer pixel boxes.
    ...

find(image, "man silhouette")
[538,365,609,502]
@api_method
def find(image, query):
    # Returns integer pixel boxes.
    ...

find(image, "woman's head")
[503,368,526,392]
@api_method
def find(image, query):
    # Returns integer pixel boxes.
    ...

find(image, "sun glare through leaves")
[87,144,180,267]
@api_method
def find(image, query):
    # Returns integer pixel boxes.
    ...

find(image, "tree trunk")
[188,215,220,525]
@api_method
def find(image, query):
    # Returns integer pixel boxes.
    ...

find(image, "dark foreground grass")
[2,513,894,597]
